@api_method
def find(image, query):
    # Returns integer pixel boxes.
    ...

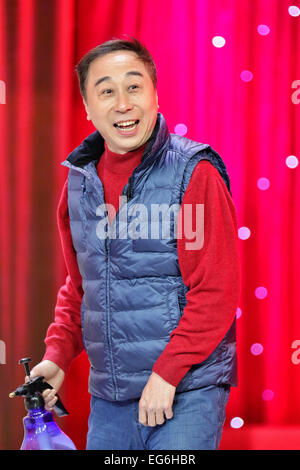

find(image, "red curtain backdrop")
[0,0,299,450]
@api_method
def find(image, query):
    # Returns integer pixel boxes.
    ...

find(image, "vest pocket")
[71,180,88,253]
[167,288,182,329]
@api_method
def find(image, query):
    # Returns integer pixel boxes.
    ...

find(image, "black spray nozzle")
[9,357,69,417]
[19,357,32,379]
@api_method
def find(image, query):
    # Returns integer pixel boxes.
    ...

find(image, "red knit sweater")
[43,142,240,387]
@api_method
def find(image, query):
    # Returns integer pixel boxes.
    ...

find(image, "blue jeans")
[86,384,230,450]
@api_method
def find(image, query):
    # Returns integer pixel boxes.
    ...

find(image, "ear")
[155,90,159,109]
[83,98,91,120]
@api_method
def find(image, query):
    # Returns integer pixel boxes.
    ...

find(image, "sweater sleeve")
[152,159,241,387]
[42,179,84,373]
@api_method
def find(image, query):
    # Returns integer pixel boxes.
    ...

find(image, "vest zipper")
[104,175,133,400]
[81,178,86,194]
[104,237,108,262]
[105,237,119,400]
[126,178,133,202]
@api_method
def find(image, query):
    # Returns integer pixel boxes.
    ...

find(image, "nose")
[114,91,133,113]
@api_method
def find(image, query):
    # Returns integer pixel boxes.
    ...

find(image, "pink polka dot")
[262,389,274,401]
[174,123,188,136]
[257,177,270,190]
[255,287,268,299]
[240,70,253,82]
[257,24,270,35]
[251,343,264,355]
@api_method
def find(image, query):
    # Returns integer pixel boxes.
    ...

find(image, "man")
[30,37,240,450]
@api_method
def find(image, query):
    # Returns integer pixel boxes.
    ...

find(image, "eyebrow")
[94,71,144,88]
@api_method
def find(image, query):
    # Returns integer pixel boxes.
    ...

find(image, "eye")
[102,89,113,95]
[128,84,139,91]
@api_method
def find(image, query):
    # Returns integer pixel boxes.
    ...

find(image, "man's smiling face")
[83,51,159,154]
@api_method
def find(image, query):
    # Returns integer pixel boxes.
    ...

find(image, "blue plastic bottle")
[9,357,76,450]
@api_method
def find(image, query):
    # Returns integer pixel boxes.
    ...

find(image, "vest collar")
[63,112,170,170]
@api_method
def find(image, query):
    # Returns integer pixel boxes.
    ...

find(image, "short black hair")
[75,35,157,101]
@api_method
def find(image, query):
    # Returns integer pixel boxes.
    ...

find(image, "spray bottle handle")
[19,358,69,417]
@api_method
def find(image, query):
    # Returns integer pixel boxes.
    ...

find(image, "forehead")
[88,51,148,80]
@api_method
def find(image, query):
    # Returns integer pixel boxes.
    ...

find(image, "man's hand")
[138,372,176,427]
[25,360,65,411]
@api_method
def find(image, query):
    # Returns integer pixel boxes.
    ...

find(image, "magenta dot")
[240,70,253,82]
[236,307,242,319]
[251,343,263,355]
[174,123,188,136]
[257,24,270,35]
[255,286,268,299]
[262,389,274,401]
[257,177,270,190]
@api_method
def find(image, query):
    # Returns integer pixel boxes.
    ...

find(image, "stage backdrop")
[0,0,299,450]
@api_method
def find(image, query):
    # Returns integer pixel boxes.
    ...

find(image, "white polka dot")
[286,155,298,168]
[238,226,251,240]
[212,36,226,48]
[288,5,300,17]
[230,417,244,429]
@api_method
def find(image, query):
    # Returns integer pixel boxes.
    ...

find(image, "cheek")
[145,95,158,113]
[90,104,105,117]
[87,96,107,115]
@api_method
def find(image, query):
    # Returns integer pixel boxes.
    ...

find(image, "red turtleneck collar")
[96,141,146,222]
[99,141,147,175]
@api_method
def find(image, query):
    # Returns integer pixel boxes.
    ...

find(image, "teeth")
[115,120,138,128]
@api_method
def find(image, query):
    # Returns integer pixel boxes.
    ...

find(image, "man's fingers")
[155,410,165,426]
[45,397,58,411]
[42,389,57,410]
[147,410,156,427]
[42,388,56,399]
[139,406,147,426]
[164,407,173,420]
[139,406,170,427]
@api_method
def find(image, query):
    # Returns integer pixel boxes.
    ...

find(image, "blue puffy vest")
[62,113,237,401]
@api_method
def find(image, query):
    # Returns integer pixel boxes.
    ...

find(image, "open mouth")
[113,119,140,131]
